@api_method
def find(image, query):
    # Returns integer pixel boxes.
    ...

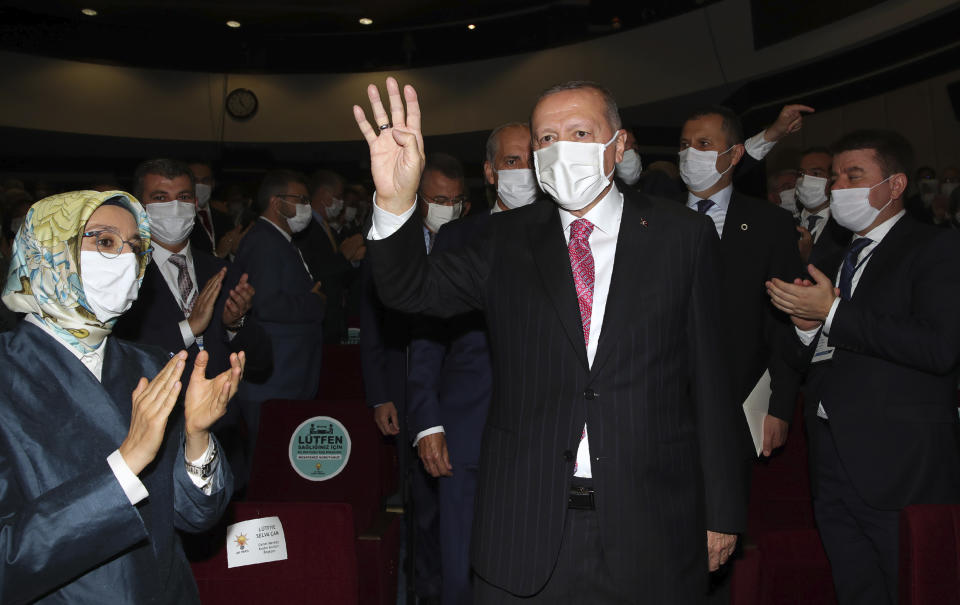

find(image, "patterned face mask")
[2,190,151,354]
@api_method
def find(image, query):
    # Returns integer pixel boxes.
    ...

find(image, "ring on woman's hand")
[378,123,390,131]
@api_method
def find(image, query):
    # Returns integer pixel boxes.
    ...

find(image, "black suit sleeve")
[689,219,750,533]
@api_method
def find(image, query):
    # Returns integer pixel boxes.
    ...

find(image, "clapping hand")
[223,273,254,329]
[183,350,245,459]
[120,351,187,475]
[352,77,425,215]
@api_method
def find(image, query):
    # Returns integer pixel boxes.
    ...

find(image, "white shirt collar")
[151,240,194,268]
[559,183,623,236]
[801,205,831,222]
[686,183,733,213]
[259,215,292,242]
[858,208,905,244]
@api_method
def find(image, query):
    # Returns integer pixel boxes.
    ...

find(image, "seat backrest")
[899,503,960,605]
[248,399,383,530]
[191,500,359,605]
[316,344,365,400]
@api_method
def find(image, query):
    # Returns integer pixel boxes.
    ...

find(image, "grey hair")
[533,81,622,133]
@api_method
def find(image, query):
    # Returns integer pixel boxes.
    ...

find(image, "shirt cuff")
[184,435,216,493]
[745,130,776,160]
[367,193,418,241]
[823,298,841,334]
[107,449,149,505]
[795,325,820,346]
[413,426,444,447]
[179,319,196,349]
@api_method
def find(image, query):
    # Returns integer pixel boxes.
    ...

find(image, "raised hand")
[119,351,187,475]
[183,350,245,459]
[188,268,226,336]
[352,77,425,214]
[765,104,815,142]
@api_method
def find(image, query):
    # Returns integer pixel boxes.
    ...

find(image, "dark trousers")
[812,419,899,605]
[412,460,441,598]
[438,464,479,605]
[473,508,629,604]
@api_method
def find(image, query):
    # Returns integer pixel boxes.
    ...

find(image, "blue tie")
[697,199,715,214]
[838,238,873,301]
[806,214,822,233]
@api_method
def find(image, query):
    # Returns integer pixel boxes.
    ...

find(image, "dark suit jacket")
[367,188,748,600]
[716,192,804,424]
[799,215,960,509]
[294,216,357,344]
[229,219,324,401]
[115,247,273,386]
[189,208,234,256]
[359,257,409,411]
[407,211,492,466]
[0,322,231,604]
[807,215,851,273]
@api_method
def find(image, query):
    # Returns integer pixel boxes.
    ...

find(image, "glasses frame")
[82,229,152,259]
[420,192,467,206]
[276,193,312,205]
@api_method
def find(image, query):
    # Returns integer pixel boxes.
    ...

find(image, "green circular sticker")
[289,416,351,481]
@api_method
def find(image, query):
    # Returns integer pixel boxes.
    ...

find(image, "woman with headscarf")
[0,190,244,604]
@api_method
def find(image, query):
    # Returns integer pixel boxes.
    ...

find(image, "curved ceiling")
[0,0,719,73]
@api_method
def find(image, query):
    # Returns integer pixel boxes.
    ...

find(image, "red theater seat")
[899,503,960,605]
[317,344,365,401]
[756,529,837,605]
[191,501,359,605]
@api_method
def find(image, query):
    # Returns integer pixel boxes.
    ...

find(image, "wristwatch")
[185,441,219,480]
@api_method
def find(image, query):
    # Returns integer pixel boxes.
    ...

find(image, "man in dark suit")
[227,170,325,448]
[793,147,852,269]
[186,161,233,257]
[679,106,803,461]
[407,123,537,605]
[354,77,747,603]
[115,159,273,487]
[294,169,364,344]
[767,130,960,605]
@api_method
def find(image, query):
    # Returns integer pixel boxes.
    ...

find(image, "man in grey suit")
[353,78,747,603]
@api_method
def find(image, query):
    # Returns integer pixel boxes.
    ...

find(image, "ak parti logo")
[234,533,248,551]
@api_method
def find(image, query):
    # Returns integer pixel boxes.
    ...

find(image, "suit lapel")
[851,216,911,301]
[146,260,187,319]
[720,193,746,244]
[529,206,590,371]
[590,191,653,375]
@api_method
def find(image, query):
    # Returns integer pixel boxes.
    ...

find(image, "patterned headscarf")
[2,190,151,354]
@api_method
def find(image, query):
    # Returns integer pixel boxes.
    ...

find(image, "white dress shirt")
[686,183,734,238]
[25,314,217,502]
[368,186,625,479]
[150,243,199,349]
[800,206,832,243]
[744,130,777,161]
[795,209,906,418]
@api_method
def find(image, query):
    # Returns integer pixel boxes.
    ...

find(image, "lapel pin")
[740,223,748,231]
[640,218,648,228]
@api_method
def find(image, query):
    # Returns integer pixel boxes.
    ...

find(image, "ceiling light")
[358,17,373,25]
[226,20,242,28]
[467,24,476,30]
[81,8,98,16]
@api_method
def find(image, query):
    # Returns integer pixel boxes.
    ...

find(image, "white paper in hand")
[226,516,288,569]
[742,370,772,456]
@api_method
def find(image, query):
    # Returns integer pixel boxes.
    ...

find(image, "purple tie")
[169,254,196,315]
[568,219,596,347]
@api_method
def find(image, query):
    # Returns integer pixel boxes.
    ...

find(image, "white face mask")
[534,132,619,211]
[286,202,313,233]
[81,250,140,323]
[797,174,829,209]
[678,146,734,193]
[424,201,462,233]
[942,182,959,198]
[496,168,539,209]
[778,188,797,213]
[326,197,344,219]
[830,175,894,233]
[195,183,212,209]
[145,200,196,245]
[343,206,358,222]
[615,148,643,186]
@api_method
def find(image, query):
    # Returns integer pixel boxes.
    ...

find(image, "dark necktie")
[168,254,196,315]
[199,208,214,239]
[806,214,822,233]
[568,219,596,347]
[838,238,873,301]
[697,199,715,214]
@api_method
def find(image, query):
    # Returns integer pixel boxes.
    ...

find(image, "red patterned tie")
[568,219,595,347]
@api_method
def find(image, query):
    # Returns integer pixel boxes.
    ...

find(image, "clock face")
[226,88,258,120]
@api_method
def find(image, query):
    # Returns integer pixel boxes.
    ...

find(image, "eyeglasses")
[276,194,311,205]
[421,193,466,206]
[82,229,152,259]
